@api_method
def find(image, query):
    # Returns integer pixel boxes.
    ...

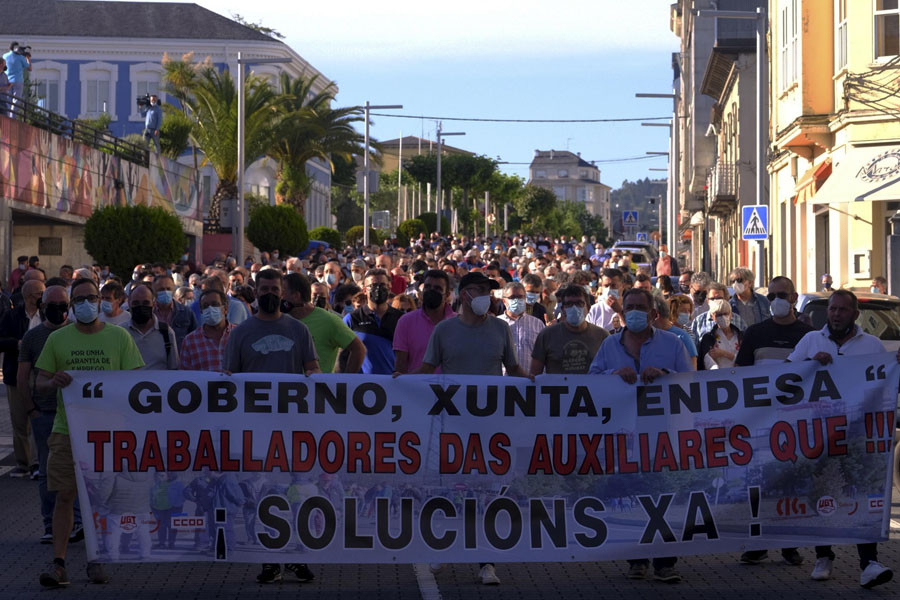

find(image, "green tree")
[268,73,367,217]
[397,218,427,242]
[159,110,192,159]
[309,226,341,247]
[84,205,185,278]
[246,204,308,255]
[405,154,438,186]
[514,185,557,222]
[416,212,450,234]
[230,13,286,39]
[176,64,277,223]
[345,225,381,246]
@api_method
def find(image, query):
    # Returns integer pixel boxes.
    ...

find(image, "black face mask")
[827,322,854,341]
[369,285,389,305]
[258,293,280,314]
[313,296,327,309]
[422,288,443,310]
[131,304,153,325]
[44,302,68,326]
[692,290,707,305]
[280,299,295,313]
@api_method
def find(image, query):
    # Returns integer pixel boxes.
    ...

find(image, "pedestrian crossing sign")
[623,211,638,226]
[741,205,768,240]
[636,232,648,241]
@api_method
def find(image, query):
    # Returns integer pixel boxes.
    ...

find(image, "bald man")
[0,278,45,477]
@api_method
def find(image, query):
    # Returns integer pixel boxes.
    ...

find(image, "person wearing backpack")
[124,284,178,370]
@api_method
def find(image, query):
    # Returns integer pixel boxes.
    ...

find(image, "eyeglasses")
[766,291,790,301]
[72,295,99,304]
[730,277,744,284]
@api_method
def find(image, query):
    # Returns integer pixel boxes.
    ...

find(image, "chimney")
[577,152,581,157]
[534,149,540,157]
[550,150,554,160]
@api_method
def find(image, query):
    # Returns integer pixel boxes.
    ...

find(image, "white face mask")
[732,281,746,295]
[468,291,492,316]
[715,315,731,330]
[769,298,792,318]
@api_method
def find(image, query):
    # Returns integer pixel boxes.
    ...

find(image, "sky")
[183,0,680,189]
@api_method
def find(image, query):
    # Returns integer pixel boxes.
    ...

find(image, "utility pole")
[363,102,403,247]
[435,123,465,236]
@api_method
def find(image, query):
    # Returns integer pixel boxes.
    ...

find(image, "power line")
[369,113,673,123]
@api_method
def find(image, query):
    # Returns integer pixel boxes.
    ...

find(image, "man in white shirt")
[586,268,625,330]
[787,289,899,589]
[497,281,544,372]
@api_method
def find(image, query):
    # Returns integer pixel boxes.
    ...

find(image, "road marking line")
[0,466,14,478]
[414,563,442,600]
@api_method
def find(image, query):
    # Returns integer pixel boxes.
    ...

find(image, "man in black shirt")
[734,275,812,566]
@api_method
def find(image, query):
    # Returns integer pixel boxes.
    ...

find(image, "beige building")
[769,0,900,294]
[377,136,472,175]
[528,150,612,228]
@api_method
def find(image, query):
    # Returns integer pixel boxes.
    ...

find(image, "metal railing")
[707,162,737,199]
[0,92,149,167]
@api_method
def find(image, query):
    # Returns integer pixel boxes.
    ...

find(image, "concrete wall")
[11,221,94,278]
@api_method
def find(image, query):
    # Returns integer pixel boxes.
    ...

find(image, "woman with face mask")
[697,299,741,370]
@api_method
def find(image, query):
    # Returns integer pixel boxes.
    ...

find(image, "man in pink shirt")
[392,270,454,374]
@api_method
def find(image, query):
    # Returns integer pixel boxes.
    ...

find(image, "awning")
[811,145,900,204]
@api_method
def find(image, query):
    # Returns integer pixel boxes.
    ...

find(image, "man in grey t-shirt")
[413,271,527,587]
[223,268,320,586]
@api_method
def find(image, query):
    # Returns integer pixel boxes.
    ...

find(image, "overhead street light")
[236,53,291,262]
[435,124,465,236]
[362,102,403,247]
[646,152,669,155]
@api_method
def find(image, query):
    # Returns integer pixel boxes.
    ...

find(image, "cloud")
[197,0,679,62]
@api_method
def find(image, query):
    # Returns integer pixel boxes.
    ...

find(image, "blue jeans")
[31,411,81,532]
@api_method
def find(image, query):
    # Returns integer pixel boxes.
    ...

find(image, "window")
[129,62,164,121]
[875,0,900,58]
[558,169,569,178]
[779,0,798,89]
[577,187,588,202]
[534,169,546,178]
[79,61,118,119]
[835,0,848,71]
[580,169,588,179]
[32,61,67,115]
[553,186,566,200]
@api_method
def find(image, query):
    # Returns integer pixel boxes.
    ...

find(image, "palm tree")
[179,65,277,224]
[268,72,368,217]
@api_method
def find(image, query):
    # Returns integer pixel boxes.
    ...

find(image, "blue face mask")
[325,273,337,286]
[201,306,223,326]
[100,300,114,315]
[73,300,99,324]
[625,310,649,332]
[525,292,539,305]
[506,298,526,315]
[677,312,690,326]
[157,290,174,305]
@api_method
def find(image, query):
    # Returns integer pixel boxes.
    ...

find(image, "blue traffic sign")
[623,211,638,226]
[741,205,768,240]
[636,232,648,241]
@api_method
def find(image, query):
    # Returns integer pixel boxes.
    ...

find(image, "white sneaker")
[428,563,444,574]
[811,557,833,581]
[479,564,501,585]
[860,561,893,589]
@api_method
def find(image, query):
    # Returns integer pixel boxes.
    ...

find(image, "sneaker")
[740,550,768,565]
[285,563,315,582]
[39,562,70,588]
[627,562,649,579]
[256,563,282,584]
[653,567,682,583]
[30,465,39,480]
[479,564,501,585]
[811,557,833,580]
[86,562,109,584]
[9,467,29,478]
[69,524,84,542]
[40,530,53,544]
[860,561,893,589]
[782,549,804,566]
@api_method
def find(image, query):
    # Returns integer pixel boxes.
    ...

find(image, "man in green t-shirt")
[36,278,144,589]
[282,272,366,373]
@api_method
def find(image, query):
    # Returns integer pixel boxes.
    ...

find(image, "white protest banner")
[63,353,898,564]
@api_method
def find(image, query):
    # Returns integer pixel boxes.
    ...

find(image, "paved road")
[1,389,900,599]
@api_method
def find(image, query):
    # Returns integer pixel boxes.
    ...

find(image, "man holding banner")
[787,289,895,589]
[588,287,692,583]
[223,268,321,585]
[36,278,145,588]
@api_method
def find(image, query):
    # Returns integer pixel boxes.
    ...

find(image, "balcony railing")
[0,92,149,167]
[707,162,737,216]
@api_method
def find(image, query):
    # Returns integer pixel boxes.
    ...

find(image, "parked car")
[609,246,653,273]
[795,291,900,352]
[613,240,658,262]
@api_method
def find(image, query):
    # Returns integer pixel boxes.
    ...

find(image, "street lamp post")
[636,93,678,265]
[696,7,768,283]
[435,123,465,236]
[363,102,403,247]
[235,53,291,262]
